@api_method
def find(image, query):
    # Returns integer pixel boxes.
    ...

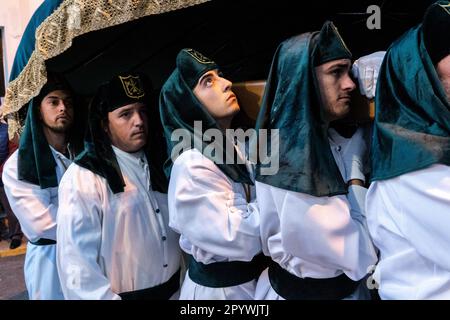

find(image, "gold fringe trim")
[3,0,210,139]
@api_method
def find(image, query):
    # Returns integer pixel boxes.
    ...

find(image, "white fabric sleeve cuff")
[348,159,366,184]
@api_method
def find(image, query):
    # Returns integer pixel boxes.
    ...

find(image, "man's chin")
[228,104,240,118]
[330,105,350,121]
[128,139,147,152]
[340,103,351,115]
[48,124,72,134]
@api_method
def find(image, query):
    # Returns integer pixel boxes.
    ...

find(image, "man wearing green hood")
[253,21,378,300]
[160,49,267,299]
[2,73,82,299]
[56,74,182,299]
[366,1,450,299]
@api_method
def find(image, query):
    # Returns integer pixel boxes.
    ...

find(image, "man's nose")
[133,112,145,126]
[343,73,356,92]
[58,100,67,111]
[221,77,233,92]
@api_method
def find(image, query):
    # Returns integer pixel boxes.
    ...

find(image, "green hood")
[254,21,352,197]
[159,48,253,184]
[75,73,168,194]
[18,76,84,188]
[371,18,450,180]
[18,98,58,188]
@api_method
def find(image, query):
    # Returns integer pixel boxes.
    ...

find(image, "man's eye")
[120,112,130,118]
[330,69,341,76]
[64,100,74,108]
[205,77,213,87]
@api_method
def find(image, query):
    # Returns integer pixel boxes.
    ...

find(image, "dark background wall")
[46,0,435,95]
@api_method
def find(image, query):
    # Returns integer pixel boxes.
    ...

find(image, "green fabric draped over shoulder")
[254,21,352,197]
[371,24,450,181]
[74,100,127,194]
[159,49,253,184]
[18,75,84,189]
[18,98,58,188]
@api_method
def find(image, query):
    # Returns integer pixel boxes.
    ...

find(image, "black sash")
[29,238,56,246]
[188,253,269,288]
[119,269,180,300]
[268,260,360,300]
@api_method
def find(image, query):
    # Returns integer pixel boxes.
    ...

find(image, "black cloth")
[422,1,450,65]
[187,253,269,288]
[268,259,360,300]
[119,269,180,300]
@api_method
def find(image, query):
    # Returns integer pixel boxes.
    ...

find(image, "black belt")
[29,238,56,246]
[188,253,269,288]
[119,269,180,300]
[268,260,360,300]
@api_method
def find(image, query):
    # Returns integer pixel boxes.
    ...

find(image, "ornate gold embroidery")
[119,75,145,99]
[439,3,450,14]
[2,0,210,139]
[185,48,215,65]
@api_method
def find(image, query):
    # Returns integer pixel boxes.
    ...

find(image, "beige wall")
[0,0,44,90]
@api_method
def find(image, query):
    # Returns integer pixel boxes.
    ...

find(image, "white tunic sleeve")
[2,150,57,242]
[56,164,120,300]
[168,150,261,264]
[366,164,450,271]
[259,182,377,281]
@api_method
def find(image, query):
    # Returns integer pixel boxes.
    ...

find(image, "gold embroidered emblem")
[439,3,450,14]
[119,75,145,99]
[185,48,215,65]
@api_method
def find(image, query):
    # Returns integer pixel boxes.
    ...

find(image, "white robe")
[254,132,378,300]
[168,148,262,300]
[56,146,181,299]
[2,147,71,300]
[366,164,450,300]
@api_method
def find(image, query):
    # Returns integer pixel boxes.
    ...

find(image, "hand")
[341,127,368,184]
[352,51,386,99]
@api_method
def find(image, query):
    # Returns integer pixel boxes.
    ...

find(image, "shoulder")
[59,162,106,193]
[170,149,232,192]
[2,150,20,185]
[370,164,450,197]
[2,149,18,174]
[172,149,225,178]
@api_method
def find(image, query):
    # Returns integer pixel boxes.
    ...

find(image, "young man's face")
[436,54,450,103]
[193,69,240,121]
[315,59,356,122]
[106,102,148,153]
[40,90,74,133]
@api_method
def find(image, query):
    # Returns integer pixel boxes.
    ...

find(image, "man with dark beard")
[2,73,82,300]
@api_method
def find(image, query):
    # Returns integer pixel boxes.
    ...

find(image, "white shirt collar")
[328,128,349,146]
[111,145,145,164]
[48,145,71,160]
